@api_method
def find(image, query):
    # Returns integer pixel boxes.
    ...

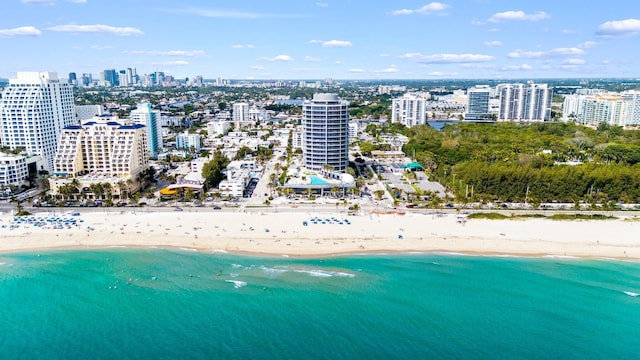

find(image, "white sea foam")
[293,269,355,278]
[231,263,244,269]
[542,255,579,259]
[260,266,288,275]
[211,249,227,254]
[623,291,640,297]
[225,280,247,289]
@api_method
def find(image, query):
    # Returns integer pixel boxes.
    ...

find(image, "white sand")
[1,210,639,259]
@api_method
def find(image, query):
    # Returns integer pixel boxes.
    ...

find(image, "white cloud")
[67,0,87,3]
[258,55,294,62]
[315,2,328,7]
[416,2,449,14]
[249,65,264,70]
[47,24,143,36]
[427,71,458,76]
[471,20,485,26]
[401,52,494,63]
[348,68,366,73]
[21,0,55,4]
[125,50,204,57]
[231,44,254,49]
[322,40,352,48]
[578,41,597,48]
[0,26,41,37]
[379,53,390,57]
[596,18,640,37]
[90,45,113,50]
[375,67,399,73]
[488,10,549,23]
[563,58,585,65]
[153,60,189,66]
[391,9,413,15]
[335,61,344,64]
[304,56,321,62]
[307,39,322,44]
[391,2,449,15]
[294,68,312,72]
[484,40,503,47]
[501,64,533,71]
[507,47,584,59]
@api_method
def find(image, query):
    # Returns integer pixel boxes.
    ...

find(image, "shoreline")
[1,211,640,260]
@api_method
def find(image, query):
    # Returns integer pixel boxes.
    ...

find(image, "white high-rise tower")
[302,93,349,172]
[0,72,76,172]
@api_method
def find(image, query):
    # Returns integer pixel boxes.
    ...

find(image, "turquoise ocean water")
[1,249,640,359]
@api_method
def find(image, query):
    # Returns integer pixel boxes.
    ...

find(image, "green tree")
[202,151,231,190]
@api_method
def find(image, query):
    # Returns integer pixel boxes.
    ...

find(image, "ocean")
[1,249,639,359]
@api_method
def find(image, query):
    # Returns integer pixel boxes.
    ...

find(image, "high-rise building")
[622,90,640,126]
[498,83,552,122]
[68,72,77,86]
[391,92,429,127]
[0,71,76,172]
[232,102,250,129]
[466,86,492,121]
[53,115,148,178]
[50,114,148,200]
[103,69,118,86]
[130,103,162,158]
[81,73,92,87]
[302,93,349,172]
[581,94,627,126]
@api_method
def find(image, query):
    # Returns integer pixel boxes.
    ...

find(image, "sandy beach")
[1,210,639,259]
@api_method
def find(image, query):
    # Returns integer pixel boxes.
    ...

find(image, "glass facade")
[302,94,349,172]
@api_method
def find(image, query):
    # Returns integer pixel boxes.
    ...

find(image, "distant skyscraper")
[302,93,349,172]
[130,103,162,158]
[68,72,77,86]
[498,83,552,122]
[391,92,429,127]
[0,71,76,172]
[103,69,118,86]
[81,73,92,87]
[466,86,492,121]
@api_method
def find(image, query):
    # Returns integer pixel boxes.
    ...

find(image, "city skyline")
[2,0,640,80]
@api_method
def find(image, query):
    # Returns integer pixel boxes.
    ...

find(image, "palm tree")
[89,183,104,200]
[58,183,74,201]
[116,180,127,200]
[103,182,113,201]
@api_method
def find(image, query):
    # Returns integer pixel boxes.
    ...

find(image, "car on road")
[213,206,222,210]
[173,207,183,211]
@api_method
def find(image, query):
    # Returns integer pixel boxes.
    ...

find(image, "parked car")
[213,206,222,210]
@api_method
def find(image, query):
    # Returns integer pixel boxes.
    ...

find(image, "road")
[3,200,639,219]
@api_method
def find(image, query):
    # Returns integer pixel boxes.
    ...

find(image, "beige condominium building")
[49,115,149,201]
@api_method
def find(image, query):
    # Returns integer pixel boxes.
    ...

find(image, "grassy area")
[466,212,617,220]
[467,213,509,220]
[549,213,617,220]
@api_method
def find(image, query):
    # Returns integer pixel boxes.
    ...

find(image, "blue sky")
[2,0,640,80]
